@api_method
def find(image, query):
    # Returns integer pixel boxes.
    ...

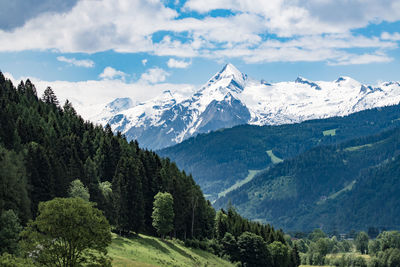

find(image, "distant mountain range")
[159,104,400,199]
[160,104,400,232]
[89,64,400,150]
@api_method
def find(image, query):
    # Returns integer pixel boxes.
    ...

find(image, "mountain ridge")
[89,64,400,149]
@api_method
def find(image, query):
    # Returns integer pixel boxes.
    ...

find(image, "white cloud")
[139,67,170,83]
[4,72,194,119]
[184,0,400,36]
[142,59,148,66]
[0,0,398,65]
[167,58,191,68]
[328,53,393,66]
[99,67,127,80]
[57,56,94,68]
[381,32,400,41]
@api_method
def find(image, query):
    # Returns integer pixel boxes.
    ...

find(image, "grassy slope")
[217,169,264,199]
[266,150,283,164]
[109,234,233,267]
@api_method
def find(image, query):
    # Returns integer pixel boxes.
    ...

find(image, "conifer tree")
[41,86,59,106]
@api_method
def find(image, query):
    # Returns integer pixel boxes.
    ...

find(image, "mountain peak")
[221,63,241,75]
[205,63,247,93]
[106,97,134,112]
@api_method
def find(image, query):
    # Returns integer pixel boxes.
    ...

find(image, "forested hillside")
[0,72,213,239]
[0,72,300,267]
[215,125,400,232]
[159,104,400,199]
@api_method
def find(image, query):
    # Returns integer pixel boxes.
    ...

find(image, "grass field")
[217,169,264,199]
[344,143,375,151]
[108,233,234,267]
[317,180,356,204]
[323,129,337,136]
[266,150,283,164]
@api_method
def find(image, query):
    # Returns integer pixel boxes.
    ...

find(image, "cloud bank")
[0,0,399,65]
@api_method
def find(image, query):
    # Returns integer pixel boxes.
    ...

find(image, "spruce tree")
[41,86,59,106]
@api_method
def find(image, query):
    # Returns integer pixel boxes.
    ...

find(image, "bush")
[0,253,35,267]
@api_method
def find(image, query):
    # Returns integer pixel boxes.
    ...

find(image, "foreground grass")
[108,233,234,267]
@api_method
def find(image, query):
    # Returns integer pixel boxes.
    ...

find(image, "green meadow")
[108,234,234,267]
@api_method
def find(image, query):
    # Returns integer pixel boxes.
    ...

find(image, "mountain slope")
[214,126,400,232]
[159,104,400,198]
[88,64,400,150]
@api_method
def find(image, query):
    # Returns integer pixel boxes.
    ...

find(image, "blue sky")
[1,0,400,105]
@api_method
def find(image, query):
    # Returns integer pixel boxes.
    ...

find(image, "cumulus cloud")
[142,59,148,66]
[139,67,170,84]
[0,0,399,65]
[167,58,191,68]
[57,56,94,68]
[4,72,195,119]
[381,32,400,41]
[0,0,79,31]
[99,67,128,80]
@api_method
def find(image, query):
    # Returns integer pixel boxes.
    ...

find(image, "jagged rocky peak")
[161,89,174,99]
[208,63,247,88]
[295,76,321,90]
[335,76,347,83]
[106,97,134,112]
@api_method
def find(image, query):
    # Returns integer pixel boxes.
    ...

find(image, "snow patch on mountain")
[87,63,400,149]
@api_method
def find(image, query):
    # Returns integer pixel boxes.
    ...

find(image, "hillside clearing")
[266,150,283,164]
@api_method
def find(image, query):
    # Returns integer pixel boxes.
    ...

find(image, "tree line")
[0,72,300,266]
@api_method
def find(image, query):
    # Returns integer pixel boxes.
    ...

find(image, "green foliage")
[0,75,216,242]
[268,241,290,267]
[221,232,240,262]
[41,86,59,106]
[0,253,35,267]
[0,210,22,254]
[309,229,327,242]
[160,104,400,197]
[0,146,30,223]
[113,156,145,234]
[378,231,400,250]
[355,232,369,254]
[369,239,381,255]
[216,125,400,232]
[20,198,112,267]
[152,192,174,238]
[68,179,90,201]
[237,232,271,267]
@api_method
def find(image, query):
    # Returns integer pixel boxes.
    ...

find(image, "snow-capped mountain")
[89,64,400,150]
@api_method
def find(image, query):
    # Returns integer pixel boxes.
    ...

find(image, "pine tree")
[41,86,59,106]
[113,157,144,234]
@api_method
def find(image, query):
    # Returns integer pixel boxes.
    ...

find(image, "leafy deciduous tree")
[152,192,174,239]
[20,198,112,267]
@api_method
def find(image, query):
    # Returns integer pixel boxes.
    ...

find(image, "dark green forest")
[0,72,299,266]
[215,123,400,232]
[159,104,400,197]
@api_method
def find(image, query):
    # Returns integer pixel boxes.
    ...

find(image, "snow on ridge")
[88,63,400,149]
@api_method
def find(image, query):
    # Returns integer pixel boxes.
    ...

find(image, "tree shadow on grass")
[136,236,170,254]
[112,234,170,254]
[162,240,196,260]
